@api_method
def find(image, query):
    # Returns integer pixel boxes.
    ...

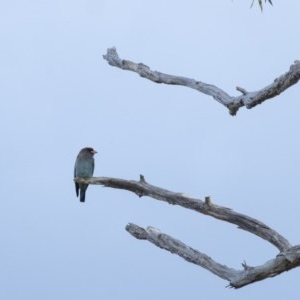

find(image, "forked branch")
[125,223,300,288]
[103,47,300,115]
[74,176,298,288]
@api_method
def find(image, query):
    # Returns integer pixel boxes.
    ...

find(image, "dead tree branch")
[125,223,300,288]
[103,47,300,115]
[74,176,298,288]
[75,176,290,251]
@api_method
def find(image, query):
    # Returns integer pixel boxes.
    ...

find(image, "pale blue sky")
[1,1,300,299]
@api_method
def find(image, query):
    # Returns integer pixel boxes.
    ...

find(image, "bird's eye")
[90,148,97,154]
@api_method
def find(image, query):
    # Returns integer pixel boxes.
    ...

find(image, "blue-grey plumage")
[74,147,97,202]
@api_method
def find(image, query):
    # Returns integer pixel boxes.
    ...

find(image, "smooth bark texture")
[75,176,298,288]
[103,47,300,115]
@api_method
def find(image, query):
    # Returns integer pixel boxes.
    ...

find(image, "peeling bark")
[103,47,300,115]
[75,176,298,288]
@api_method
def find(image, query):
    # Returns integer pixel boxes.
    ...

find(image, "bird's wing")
[92,158,95,174]
[74,163,79,196]
[75,182,79,197]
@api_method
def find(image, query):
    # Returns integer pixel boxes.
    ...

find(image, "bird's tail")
[80,190,86,202]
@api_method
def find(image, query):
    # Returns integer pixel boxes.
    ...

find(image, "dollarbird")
[74,147,97,202]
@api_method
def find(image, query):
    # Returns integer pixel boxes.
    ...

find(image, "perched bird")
[74,147,97,202]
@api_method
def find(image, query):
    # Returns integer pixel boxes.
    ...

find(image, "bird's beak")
[92,150,98,154]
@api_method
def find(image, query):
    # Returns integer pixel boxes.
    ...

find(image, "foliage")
[251,0,273,10]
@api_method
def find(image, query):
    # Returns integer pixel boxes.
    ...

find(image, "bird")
[74,147,97,202]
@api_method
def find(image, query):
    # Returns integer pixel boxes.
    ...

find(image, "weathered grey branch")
[74,176,297,287]
[126,223,242,283]
[125,223,300,289]
[75,176,291,252]
[103,47,300,115]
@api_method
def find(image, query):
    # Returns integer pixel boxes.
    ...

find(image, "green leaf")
[250,0,273,11]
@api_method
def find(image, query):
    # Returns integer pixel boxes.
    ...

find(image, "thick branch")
[75,176,297,287]
[103,47,300,115]
[126,223,300,288]
[75,176,291,251]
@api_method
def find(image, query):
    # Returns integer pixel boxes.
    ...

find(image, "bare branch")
[75,176,297,287]
[75,176,291,251]
[126,223,242,283]
[103,48,300,115]
[126,223,300,288]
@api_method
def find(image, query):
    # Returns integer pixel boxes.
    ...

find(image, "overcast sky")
[1,0,300,299]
